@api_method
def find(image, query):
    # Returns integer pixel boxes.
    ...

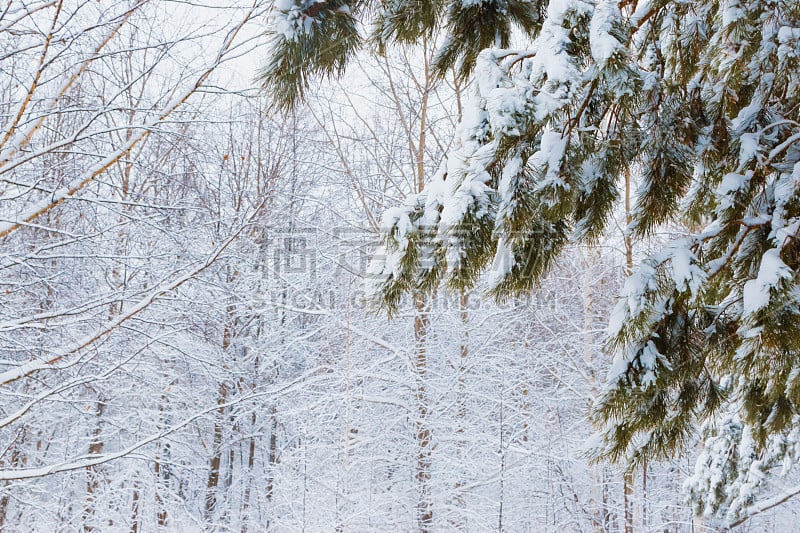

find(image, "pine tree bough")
[260,0,545,111]
[265,0,800,526]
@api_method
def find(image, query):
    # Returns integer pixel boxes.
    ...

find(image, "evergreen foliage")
[264,0,800,524]
[261,0,546,111]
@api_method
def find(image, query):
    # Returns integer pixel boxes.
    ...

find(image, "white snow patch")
[738,133,760,166]
[607,262,658,338]
[274,0,319,41]
[669,241,706,298]
[590,0,623,66]
[488,239,515,288]
[530,129,569,201]
[716,172,750,212]
[722,0,745,27]
[742,249,793,315]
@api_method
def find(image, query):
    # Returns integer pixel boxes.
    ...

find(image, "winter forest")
[1,0,800,531]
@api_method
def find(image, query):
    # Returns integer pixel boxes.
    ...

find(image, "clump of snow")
[606,339,668,389]
[420,165,448,227]
[528,0,591,120]
[778,26,800,61]
[530,130,569,203]
[715,172,750,213]
[721,0,745,27]
[668,240,707,298]
[435,98,497,273]
[772,162,800,246]
[607,262,658,339]
[637,341,661,388]
[546,0,591,23]
[590,0,623,67]
[737,133,760,168]
[485,86,529,136]
[778,26,800,44]
[474,49,506,96]
[364,244,391,294]
[607,348,632,385]
[488,238,515,288]
[741,248,793,316]
[379,203,416,278]
[497,154,524,206]
[273,0,321,41]
[439,145,495,229]
[717,172,748,196]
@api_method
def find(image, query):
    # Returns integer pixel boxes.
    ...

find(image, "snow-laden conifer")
[266,0,800,524]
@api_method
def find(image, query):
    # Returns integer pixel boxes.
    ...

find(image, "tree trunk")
[451,291,469,530]
[623,471,634,533]
[0,435,24,531]
[222,420,236,525]
[414,294,432,532]
[266,404,279,505]
[206,290,237,524]
[642,457,648,530]
[84,400,107,532]
[129,483,140,533]
[623,168,635,533]
[205,381,228,523]
[154,447,169,528]
[240,411,257,533]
